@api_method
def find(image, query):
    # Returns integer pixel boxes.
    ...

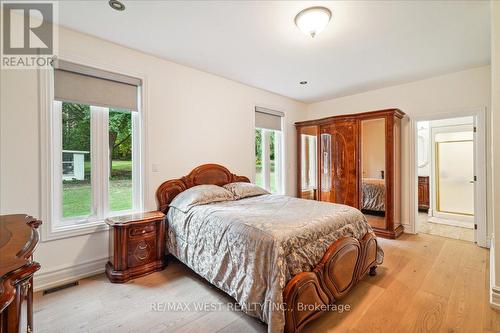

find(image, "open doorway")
[415,115,484,243]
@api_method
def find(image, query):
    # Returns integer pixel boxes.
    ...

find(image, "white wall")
[307,66,491,235]
[417,121,430,177]
[491,0,500,307]
[0,26,306,289]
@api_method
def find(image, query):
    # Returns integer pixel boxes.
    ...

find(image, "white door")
[431,124,475,227]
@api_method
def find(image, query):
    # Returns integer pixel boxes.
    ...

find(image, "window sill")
[41,209,143,242]
[41,219,110,242]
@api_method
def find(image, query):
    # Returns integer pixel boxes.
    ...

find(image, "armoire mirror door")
[298,125,319,200]
[319,126,332,202]
[360,118,387,230]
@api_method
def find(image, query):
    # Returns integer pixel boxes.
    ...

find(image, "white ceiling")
[57,1,490,103]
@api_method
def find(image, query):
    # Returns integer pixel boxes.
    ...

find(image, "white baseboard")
[428,216,474,229]
[34,256,108,292]
[489,234,500,309]
[402,222,416,234]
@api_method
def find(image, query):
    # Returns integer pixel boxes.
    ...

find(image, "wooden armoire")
[295,109,405,239]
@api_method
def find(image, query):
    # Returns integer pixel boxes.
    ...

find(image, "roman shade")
[255,106,284,131]
[53,60,141,111]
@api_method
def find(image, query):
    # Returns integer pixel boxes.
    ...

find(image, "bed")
[361,178,386,213]
[156,164,383,333]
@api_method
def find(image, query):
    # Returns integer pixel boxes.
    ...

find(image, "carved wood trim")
[295,108,405,127]
[283,232,378,333]
[315,237,362,301]
[0,214,42,331]
[155,164,250,213]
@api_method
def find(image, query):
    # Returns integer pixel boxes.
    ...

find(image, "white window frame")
[39,55,147,241]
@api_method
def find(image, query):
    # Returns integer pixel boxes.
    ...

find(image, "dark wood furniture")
[418,176,430,212]
[0,214,42,333]
[105,211,166,283]
[295,109,405,239]
[156,164,379,333]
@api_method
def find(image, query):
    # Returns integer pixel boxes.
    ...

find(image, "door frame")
[408,107,488,247]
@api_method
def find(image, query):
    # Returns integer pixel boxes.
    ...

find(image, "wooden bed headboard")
[155,164,250,213]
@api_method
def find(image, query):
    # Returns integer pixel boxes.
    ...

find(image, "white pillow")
[169,185,234,212]
[223,182,269,200]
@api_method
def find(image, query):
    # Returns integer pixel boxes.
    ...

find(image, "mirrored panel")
[299,126,318,199]
[320,132,332,202]
[360,118,386,229]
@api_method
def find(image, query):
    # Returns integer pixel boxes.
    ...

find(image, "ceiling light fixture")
[109,0,126,11]
[294,7,332,38]
[299,81,308,85]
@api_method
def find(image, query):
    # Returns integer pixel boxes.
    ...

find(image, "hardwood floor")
[33,233,500,333]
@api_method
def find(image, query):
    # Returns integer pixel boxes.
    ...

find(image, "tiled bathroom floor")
[417,212,474,242]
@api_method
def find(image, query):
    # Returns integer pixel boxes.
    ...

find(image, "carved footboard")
[283,232,378,333]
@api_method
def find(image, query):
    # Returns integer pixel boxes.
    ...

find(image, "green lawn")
[109,179,133,211]
[255,166,277,193]
[62,183,92,217]
[110,160,132,170]
[84,160,131,177]
[63,160,132,217]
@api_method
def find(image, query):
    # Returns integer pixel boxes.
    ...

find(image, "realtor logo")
[1,1,58,68]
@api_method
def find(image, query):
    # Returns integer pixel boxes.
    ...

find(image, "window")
[50,60,142,232]
[255,107,284,194]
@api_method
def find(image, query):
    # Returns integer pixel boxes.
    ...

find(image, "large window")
[51,60,142,231]
[255,107,284,194]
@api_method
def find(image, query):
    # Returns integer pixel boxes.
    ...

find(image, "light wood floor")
[34,233,500,333]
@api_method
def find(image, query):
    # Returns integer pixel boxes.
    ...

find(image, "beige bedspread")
[362,178,386,212]
[166,194,383,333]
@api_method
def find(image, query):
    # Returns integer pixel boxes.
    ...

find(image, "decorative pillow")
[223,182,270,200]
[169,185,234,212]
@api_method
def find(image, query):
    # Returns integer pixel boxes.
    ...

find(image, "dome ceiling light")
[109,0,126,11]
[294,6,332,38]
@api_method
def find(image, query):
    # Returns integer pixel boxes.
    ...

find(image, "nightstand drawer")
[127,237,157,268]
[128,223,155,238]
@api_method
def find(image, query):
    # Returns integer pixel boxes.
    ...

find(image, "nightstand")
[105,211,166,283]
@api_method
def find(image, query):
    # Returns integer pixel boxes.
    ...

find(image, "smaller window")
[255,107,284,194]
